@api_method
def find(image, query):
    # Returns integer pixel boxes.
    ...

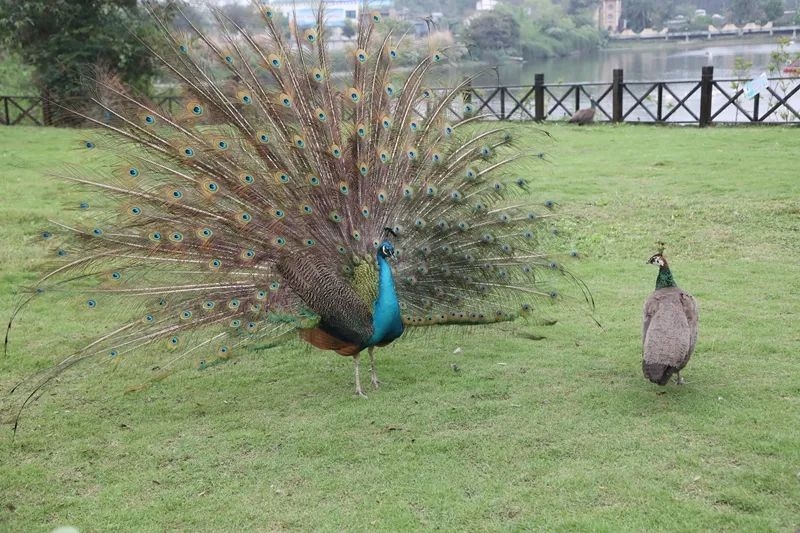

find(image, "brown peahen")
[642,252,698,385]
[6,2,593,414]
[567,100,596,125]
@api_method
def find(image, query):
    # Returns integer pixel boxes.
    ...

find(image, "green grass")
[1,123,799,531]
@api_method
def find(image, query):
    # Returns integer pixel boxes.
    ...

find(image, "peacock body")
[7,2,591,409]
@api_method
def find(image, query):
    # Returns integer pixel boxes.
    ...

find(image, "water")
[433,37,800,123]
[478,38,800,85]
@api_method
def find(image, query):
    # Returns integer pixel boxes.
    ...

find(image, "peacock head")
[378,240,395,259]
[647,253,667,267]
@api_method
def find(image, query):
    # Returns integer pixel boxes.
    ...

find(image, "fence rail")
[451,67,800,125]
[1,96,45,126]
[3,67,799,127]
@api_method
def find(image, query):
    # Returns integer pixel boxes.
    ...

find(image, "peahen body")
[6,2,592,410]
[567,100,596,125]
[642,253,698,385]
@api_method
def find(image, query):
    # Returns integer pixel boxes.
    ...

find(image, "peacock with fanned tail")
[6,2,593,410]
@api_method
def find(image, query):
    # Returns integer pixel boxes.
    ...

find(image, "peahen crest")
[6,2,593,410]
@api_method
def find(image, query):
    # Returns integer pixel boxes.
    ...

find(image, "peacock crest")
[7,2,593,408]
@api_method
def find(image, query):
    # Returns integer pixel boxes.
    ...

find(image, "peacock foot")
[676,373,686,385]
[368,346,380,390]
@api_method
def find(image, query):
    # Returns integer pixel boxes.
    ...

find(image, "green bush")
[0,52,34,94]
[522,40,555,60]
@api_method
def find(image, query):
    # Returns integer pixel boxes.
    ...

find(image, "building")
[269,0,392,28]
[597,0,622,33]
[476,0,498,11]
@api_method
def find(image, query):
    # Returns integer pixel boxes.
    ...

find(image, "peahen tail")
[642,362,675,386]
[6,2,593,417]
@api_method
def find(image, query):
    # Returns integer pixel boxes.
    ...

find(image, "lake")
[472,36,800,85]
[429,36,800,123]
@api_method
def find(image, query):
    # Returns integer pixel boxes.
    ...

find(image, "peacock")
[5,2,593,415]
[642,250,698,385]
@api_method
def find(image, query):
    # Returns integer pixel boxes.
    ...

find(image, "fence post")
[2,97,8,126]
[574,85,581,112]
[753,93,760,122]
[657,83,664,122]
[699,66,714,127]
[612,69,623,123]
[500,87,506,120]
[42,95,53,127]
[534,73,545,121]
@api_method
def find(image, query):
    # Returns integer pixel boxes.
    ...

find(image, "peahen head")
[647,253,676,289]
[647,253,667,267]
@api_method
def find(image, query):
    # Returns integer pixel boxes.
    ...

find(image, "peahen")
[567,100,596,125]
[6,2,593,412]
[642,252,698,385]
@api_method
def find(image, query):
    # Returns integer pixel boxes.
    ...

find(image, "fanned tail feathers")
[6,2,593,419]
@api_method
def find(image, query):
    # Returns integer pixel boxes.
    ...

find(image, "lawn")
[1,123,798,532]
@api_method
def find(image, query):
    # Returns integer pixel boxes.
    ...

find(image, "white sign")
[743,73,769,100]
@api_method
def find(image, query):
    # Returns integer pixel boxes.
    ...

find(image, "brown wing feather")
[299,328,360,355]
[642,287,694,369]
[276,253,373,348]
[642,294,656,348]
[681,291,699,357]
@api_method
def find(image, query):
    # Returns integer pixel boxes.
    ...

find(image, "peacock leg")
[676,372,686,385]
[353,353,367,398]
[368,346,381,390]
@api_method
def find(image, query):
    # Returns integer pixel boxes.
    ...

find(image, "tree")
[730,0,760,23]
[218,4,264,33]
[622,0,659,32]
[762,0,785,22]
[0,0,160,123]
[622,0,677,31]
[464,11,520,55]
[567,0,598,15]
[342,18,356,39]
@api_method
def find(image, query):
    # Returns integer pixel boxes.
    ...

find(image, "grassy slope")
[0,124,798,532]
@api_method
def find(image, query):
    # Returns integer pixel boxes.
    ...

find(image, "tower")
[597,0,622,33]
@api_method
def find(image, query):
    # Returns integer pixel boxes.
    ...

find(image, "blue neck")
[366,253,404,346]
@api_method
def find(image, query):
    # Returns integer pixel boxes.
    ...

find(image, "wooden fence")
[448,67,800,125]
[3,67,799,127]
